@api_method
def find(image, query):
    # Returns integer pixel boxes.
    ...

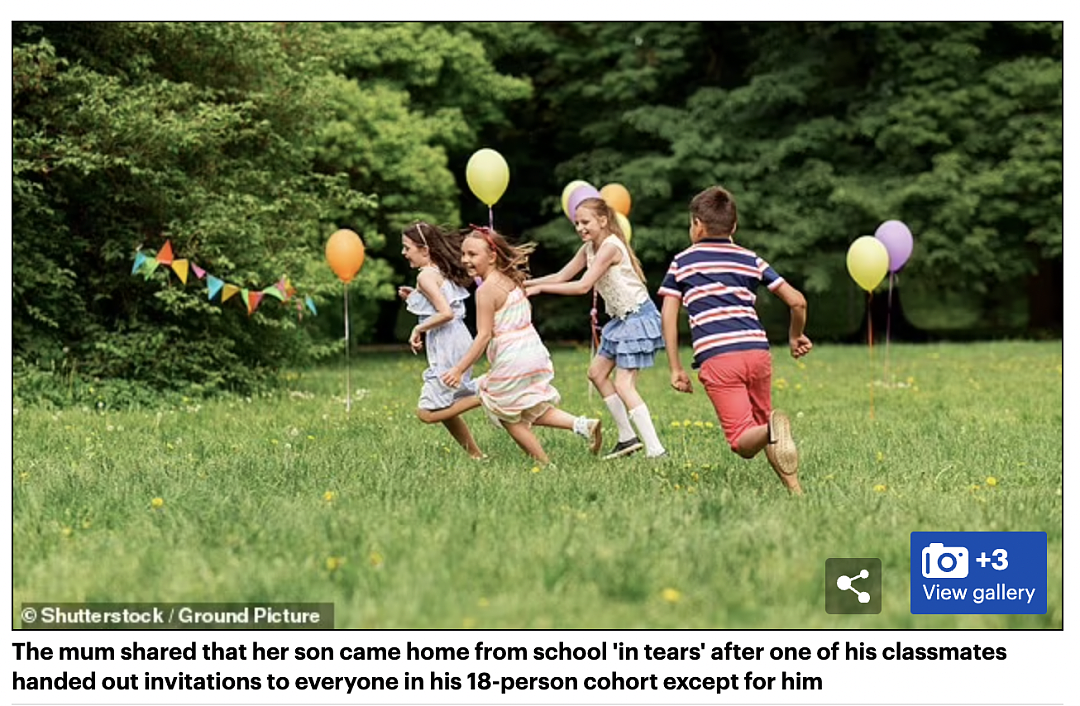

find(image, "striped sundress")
[476,287,561,425]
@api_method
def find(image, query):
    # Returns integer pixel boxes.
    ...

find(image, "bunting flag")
[171,259,190,285]
[132,243,317,319]
[247,291,264,316]
[156,240,174,265]
[206,275,224,301]
[263,284,286,302]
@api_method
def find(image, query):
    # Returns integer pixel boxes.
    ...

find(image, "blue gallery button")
[910,532,1047,614]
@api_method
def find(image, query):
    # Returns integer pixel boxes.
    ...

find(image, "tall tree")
[12,22,381,397]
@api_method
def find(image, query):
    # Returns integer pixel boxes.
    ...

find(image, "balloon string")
[344,282,351,414]
[589,290,600,401]
[489,206,494,231]
[885,271,894,385]
[868,291,874,421]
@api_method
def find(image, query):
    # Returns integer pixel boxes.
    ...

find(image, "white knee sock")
[604,394,637,443]
[629,404,665,456]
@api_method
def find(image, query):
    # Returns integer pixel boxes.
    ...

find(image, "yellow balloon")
[846,236,889,291]
[466,148,510,206]
[561,180,590,218]
[614,212,632,244]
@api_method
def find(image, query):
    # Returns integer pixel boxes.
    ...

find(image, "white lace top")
[586,236,648,319]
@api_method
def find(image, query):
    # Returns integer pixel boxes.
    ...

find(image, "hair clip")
[468,224,498,251]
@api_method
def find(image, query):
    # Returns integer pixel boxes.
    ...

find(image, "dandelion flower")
[986,477,998,487]
[670,421,681,428]
[531,466,541,474]
[682,419,692,427]
[369,551,384,568]
[323,491,336,503]
[694,421,704,428]
[876,451,884,462]
[705,421,714,428]
[307,435,315,441]
[325,556,345,572]
[661,588,682,603]
[151,497,165,509]
[873,484,887,493]
[61,526,73,538]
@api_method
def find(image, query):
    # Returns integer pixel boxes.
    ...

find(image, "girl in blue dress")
[525,198,666,459]
[399,222,484,458]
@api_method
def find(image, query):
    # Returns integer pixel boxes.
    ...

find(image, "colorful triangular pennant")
[263,284,286,302]
[191,263,206,280]
[132,252,148,275]
[142,258,160,280]
[221,284,240,303]
[171,259,190,285]
[206,275,224,301]
[247,291,264,316]
[305,296,317,316]
[156,240,174,265]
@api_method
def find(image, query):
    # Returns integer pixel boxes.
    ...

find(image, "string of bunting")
[131,240,318,319]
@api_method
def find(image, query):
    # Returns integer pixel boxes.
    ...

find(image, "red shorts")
[698,349,773,451]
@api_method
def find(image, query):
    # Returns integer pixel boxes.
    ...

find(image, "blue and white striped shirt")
[658,239,784,368]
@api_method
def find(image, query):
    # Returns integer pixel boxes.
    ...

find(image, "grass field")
[12,341,1062,629]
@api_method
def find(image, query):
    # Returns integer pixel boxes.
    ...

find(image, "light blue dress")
[406,268,478,410]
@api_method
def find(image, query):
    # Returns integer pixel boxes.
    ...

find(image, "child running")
[399,222,484,459]
[525,197,666,459]
[659,187,812,494]
[441,226,603,465]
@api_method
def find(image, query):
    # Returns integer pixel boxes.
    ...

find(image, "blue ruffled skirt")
[597,298,664,370]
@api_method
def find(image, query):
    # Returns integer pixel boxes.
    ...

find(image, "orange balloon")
[600,183,632,217]
[325,229,365,283]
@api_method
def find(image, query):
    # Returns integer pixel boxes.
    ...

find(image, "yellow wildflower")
[661,588,682,603]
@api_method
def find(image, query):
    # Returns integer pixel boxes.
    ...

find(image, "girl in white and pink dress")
[440,226,602,466]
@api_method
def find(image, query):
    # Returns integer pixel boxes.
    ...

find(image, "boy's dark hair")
[690,186,738,237]
[403,222,474,288]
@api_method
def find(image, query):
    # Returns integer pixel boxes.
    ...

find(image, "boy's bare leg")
[734,424,769,459]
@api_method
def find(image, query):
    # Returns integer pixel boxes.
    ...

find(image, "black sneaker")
[603,437,644,460]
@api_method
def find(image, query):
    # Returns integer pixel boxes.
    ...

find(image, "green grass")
[12,341,1062,628]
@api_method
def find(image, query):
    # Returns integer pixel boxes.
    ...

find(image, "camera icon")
[922,543,969,579]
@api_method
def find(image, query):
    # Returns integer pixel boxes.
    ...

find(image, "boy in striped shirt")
[659,186,812,494]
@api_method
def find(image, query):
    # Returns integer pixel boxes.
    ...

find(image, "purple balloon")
[567,184,602,223]
[875,220,914,272]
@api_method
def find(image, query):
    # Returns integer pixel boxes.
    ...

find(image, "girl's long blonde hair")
[578,197,646,282]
